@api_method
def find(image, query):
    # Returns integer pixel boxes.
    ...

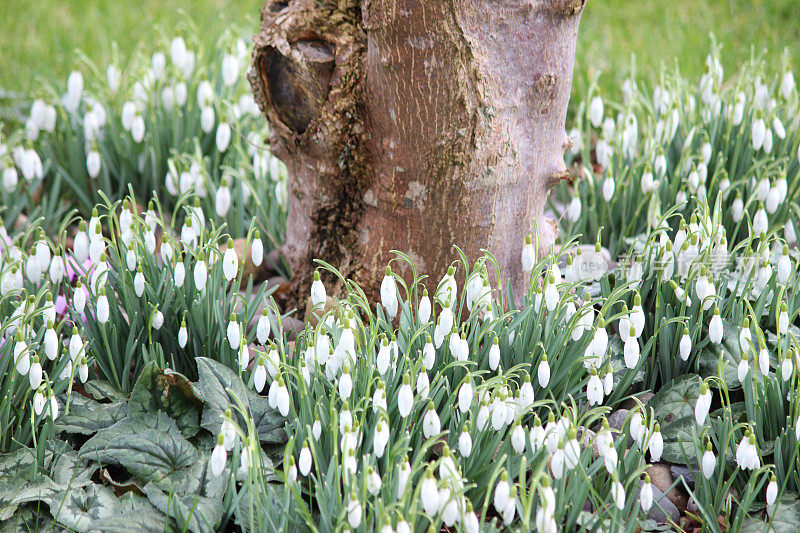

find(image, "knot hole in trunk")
[258,39,336,135]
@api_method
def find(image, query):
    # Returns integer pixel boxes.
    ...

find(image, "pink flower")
[55,294,68,315]
[66,256,94,282]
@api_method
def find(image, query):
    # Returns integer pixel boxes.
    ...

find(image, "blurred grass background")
[0,0,798,97]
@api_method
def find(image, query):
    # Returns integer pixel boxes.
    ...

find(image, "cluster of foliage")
[1,31,800,533]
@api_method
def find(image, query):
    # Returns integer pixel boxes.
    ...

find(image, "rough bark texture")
[250,0,585,302]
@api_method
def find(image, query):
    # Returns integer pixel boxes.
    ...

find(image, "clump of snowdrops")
[1,32,800,532]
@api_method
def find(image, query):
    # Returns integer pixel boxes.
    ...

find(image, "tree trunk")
[250,0,585,302]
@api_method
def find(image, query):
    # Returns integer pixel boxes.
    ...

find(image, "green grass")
[576,0,799,92]
[0,0,797,97]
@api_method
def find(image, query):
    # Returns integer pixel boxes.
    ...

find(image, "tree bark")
[250,0,585,302]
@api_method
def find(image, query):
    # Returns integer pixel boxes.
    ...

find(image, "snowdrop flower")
[507,423,525,455]
[233,333,249,371]
[762,127,773,153]
[630,411,644,446]
[544,273,559,311]
[490,392,508,431]
[738,352,750,383]
[649,146,666,177]
[520,373,534,409]
[89,225,105,265]
[388,456,410,501]
[251,355,268,393]
[210,434,227,476]
[42,321,59,361]
[699,440,717,479]
[758,342,770,376]
[538,355,550,387]
[271,376,290,416]
[310,270,326,307]
[419,468,440,518]
[781,70,796,98]
[436,265,457,309]
[215,178,232,217]
[34,387,47,416]
[84,143,102,178]
[772,115,786,140]
[473,398,489,432]
[493,471,511,513]
[151,51,166,80]
[221,53,240,86]
[152,307,164,330]
[73,281,87,315]
[459,501,480,533]
[589,95,604,127]
[226,313,240,351]
[695,382,712,426]
[752,114,766,150]
[769,290,787,331]
[194,251,208,291]
[736,432,760,470]
[456,423,473,457]
[587,367,604,406]
[422,401,441,439]
[96,286,110,324]
[640,163,656,194]
[201,106,215,134]
[397,374,413,418]
[776,246,792,283]
[739,318,753,353]
[222,239,238,281]
[593,319,609,360]
[624,329,640,369]
[551,441,567,480]
[170,36,189,70]
[602,365,614,396]
[729,90,745,124]
[753,204,768,235]
[62,70,83,111]
[560,194,582,224]
[47,393,59,420]
[449,327,468,361]
[417,287,432,323]
[73,221,89,263]
[766,475,778,506]
[27,355,42,390]
[489,335,500,370]
[501,486,517,525]
[2,163,18,192]
[606,477,625,510]
[376,335,392,375]
[679,326,691,361]
[602,174,615,201]
[521,234,536,273]
[131,110,145,143]
[371,416,391,458]
[251,308,270,347]
[338,365,353,399]
[295,440,313,477]
[640,474,653,513]
[412,334,432,372]
[709,307,723,344]
[380,266,398,318]
[730,192,744,222]
[364,466,382,496]
[213,120,232,153]
[250,231,264,267]
[525,416,544,453]
[458,378,474,413]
